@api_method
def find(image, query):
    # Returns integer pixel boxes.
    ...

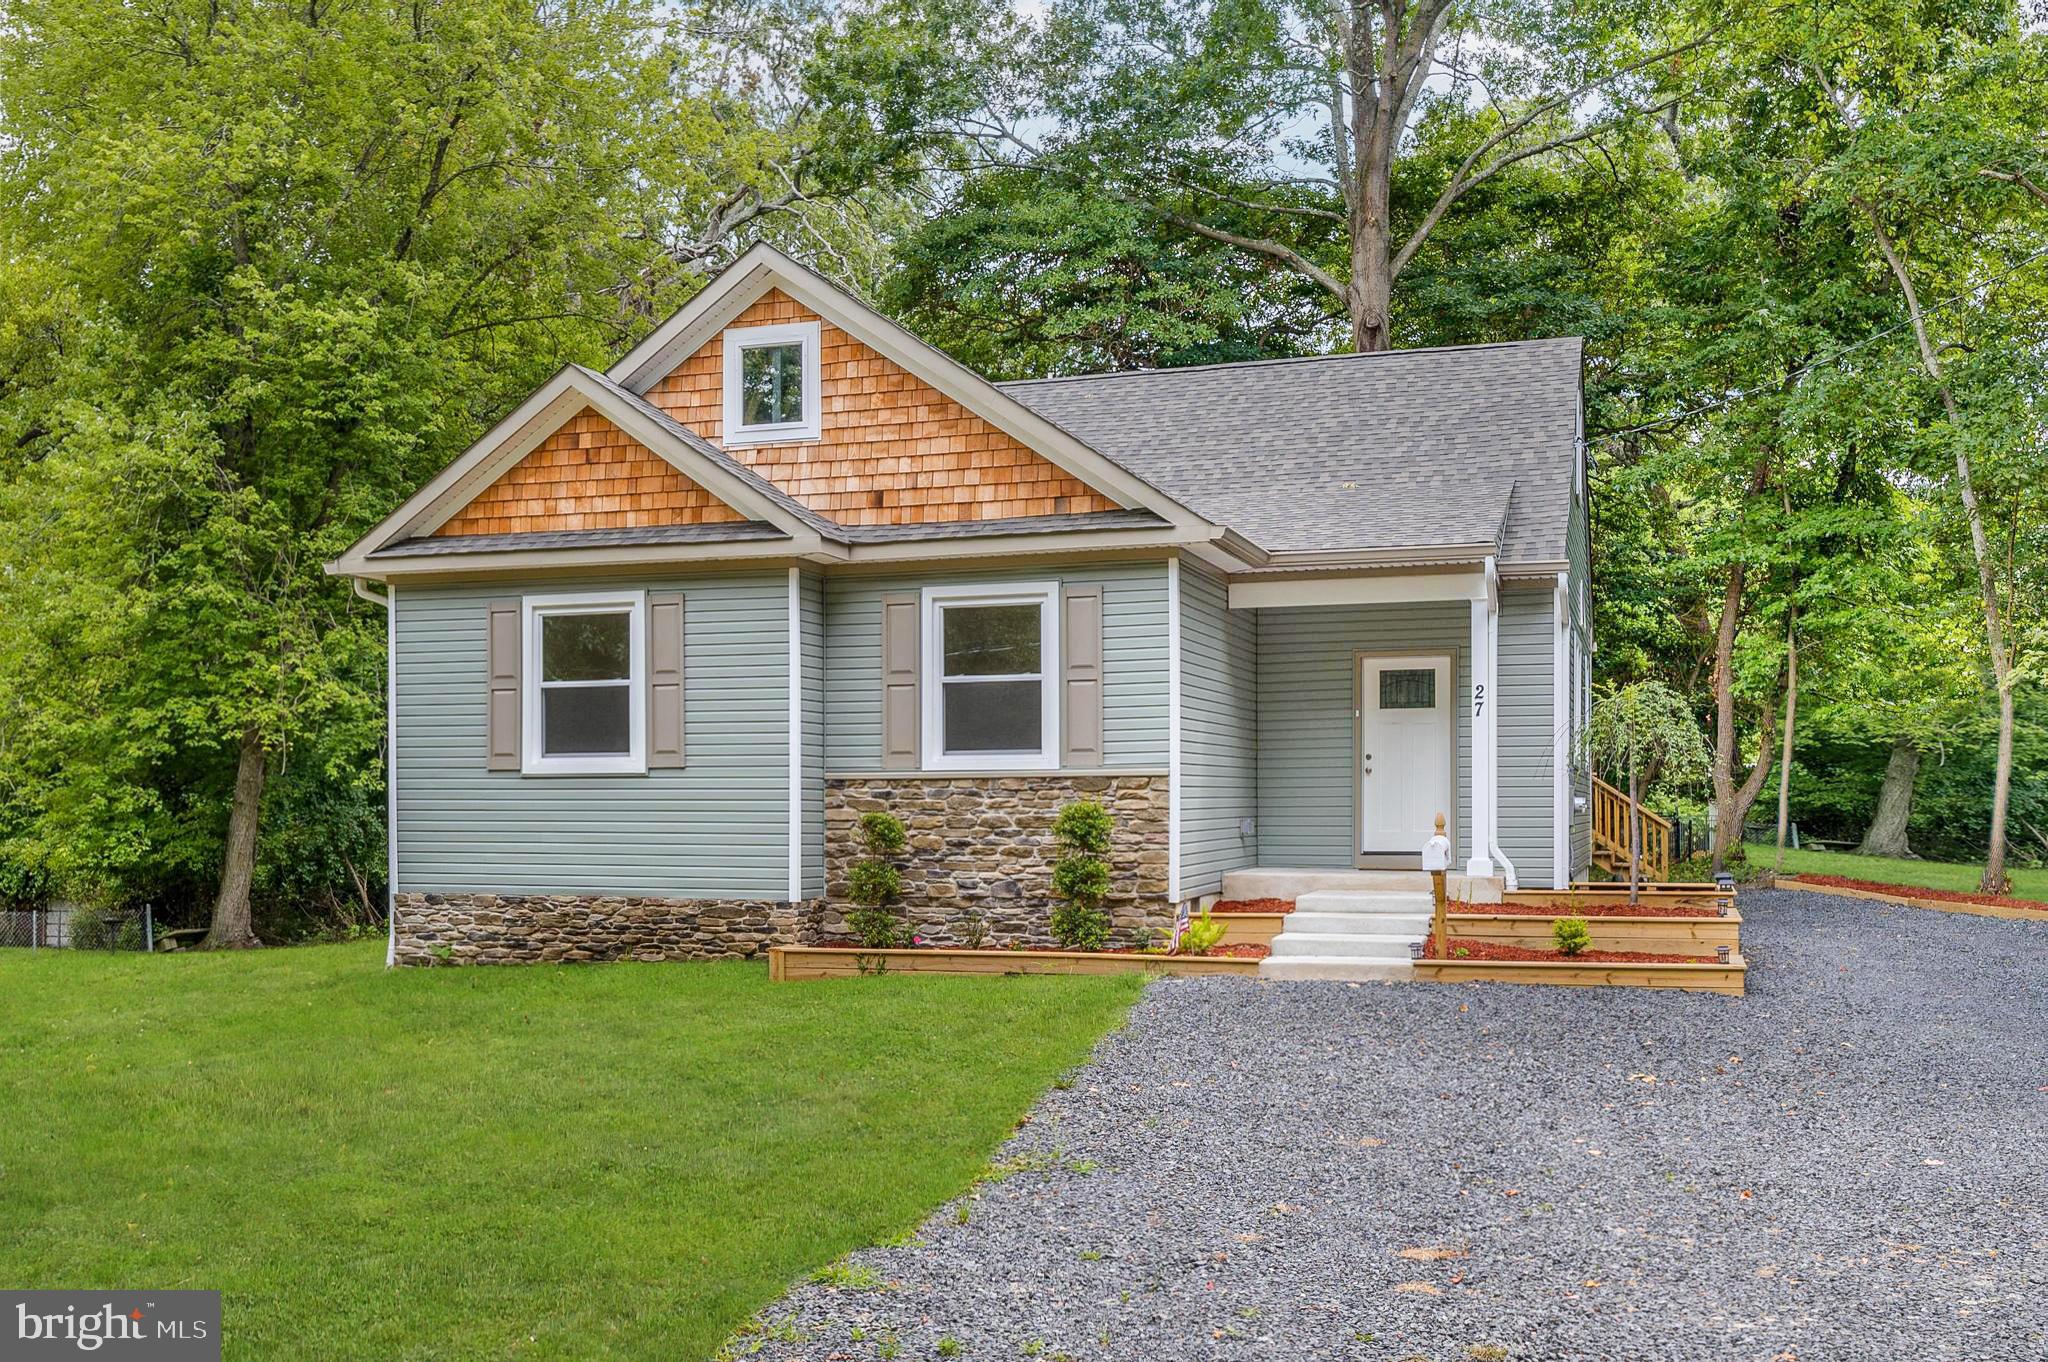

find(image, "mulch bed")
[1788,873,2048,913]
[1211,898,1294,914]
[802,939,1271,960]
[1421,933,1717,965]
[1484,901,1718,919]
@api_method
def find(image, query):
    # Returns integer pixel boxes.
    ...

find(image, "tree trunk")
[1774,614,1798,873]
[1708,560,1746,873]
[1861,206,2015,893]
[1855,738,1920,860]
[1349,118,1396,352]
[203,724,267,949]
[1726,703,1778,859]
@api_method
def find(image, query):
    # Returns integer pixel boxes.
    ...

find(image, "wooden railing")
[1591,776,1672,882]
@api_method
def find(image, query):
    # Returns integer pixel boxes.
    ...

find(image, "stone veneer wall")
[823,773,1172,947]
[392,892,822,965]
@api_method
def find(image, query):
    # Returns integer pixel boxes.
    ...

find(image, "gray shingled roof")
[835,509,1167,543]
[1001,338,1582,560]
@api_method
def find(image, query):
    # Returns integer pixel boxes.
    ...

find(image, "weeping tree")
[1584,682,1713,903]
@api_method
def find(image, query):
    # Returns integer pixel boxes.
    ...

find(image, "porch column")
[1466,559,1498,879]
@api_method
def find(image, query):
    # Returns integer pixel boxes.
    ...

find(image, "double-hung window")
[722,320,822,444]
[522,591,646,775]
[921,584,1059,771]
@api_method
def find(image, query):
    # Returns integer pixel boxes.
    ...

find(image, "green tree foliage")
[1585,681,1713,901]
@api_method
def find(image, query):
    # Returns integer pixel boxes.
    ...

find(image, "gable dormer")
[437,406,746,536]
[644,290,1121,527]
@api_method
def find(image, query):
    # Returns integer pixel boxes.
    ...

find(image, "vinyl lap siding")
[1179,563,1258,898]
[394,572,790,898]
[1256,603,1472,868]
[1497,586,1556,887]
[824,561,1170,770]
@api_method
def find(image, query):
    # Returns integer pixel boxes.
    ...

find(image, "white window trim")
[521,590,648,776]
[722,320,822,445]
[920,582,1060,772]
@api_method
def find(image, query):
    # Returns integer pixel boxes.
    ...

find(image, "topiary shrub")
[1048,800,1114,950]
[1552,916,1592,957]
[845,811,908,948]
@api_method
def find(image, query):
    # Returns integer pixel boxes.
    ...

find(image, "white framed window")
[522,590,647,775]
[920,583,1060,771]
[722,320,822,444]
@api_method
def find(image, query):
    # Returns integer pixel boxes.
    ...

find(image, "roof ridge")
[997,336,1584,389]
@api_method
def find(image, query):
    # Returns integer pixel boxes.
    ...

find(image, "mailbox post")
[1422,813,1453,960]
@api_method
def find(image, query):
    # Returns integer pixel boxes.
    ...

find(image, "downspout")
[353,578,398,967]
[1483,558,1519,891]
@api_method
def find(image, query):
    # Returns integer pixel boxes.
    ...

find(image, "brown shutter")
[648,592,685,768]
[486,600,521,771]
[880,592,920,769]
[1061,585,1103,767]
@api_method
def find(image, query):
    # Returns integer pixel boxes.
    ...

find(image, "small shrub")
[1668,852,1713,884]
[846,811,908,947]
[1552,916,1592,957]
[855,810,907,856]
[1176,908,1226,956]
[957,912,989,950]
[1050,901,1111,951]
[1048,799,1114,951]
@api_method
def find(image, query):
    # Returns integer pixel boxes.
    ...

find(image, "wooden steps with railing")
[1591,776,1672,881]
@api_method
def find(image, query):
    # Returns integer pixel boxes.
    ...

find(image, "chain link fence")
[0,905,156,951]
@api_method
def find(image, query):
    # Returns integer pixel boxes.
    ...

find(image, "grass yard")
[1747,841,2048,904]
[0,942,1142,1360]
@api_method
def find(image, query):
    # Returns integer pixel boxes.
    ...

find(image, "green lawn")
[0,943,1141,1360]
[1748,841,2048,903]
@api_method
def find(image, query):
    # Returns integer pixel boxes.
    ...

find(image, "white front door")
[1358,654,1453,859]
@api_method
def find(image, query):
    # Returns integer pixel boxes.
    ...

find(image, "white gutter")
[352,578,399,968]
[1166,557,1182,905]
[787,567,803,902]
[1552,573,1571,890]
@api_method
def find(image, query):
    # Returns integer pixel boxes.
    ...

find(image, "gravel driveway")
[734,889,2047,1361]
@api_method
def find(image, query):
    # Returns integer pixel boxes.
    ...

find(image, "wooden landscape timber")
[1774,877,2048,923]
[768,944,1260,981]
[1414,955,1747,996]
[1447,911,1741,956]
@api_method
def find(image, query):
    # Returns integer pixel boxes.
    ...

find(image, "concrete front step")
[1269,932,1421,958]
[1259,956,1415,982]
[1285,910,1432,936]
[1293,890,1436,915]
[1223,868,1434,899]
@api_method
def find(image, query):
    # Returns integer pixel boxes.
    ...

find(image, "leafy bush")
[846,811,908,947]
[1551,916,1592,956]
[1668,852,1715,884]
[1050,901,1111,951]
[1048,800,1113,950]
[956,912,989,950]
[1050,800,1113,855]
[1176,908,1226,956]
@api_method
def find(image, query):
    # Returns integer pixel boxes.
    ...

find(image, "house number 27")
[1473,682,1485,719]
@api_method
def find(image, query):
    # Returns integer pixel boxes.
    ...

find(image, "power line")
[1585,241,2048,447]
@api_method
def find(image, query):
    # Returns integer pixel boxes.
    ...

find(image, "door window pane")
[941,604,1041,676]
[543,685,632,754]
[541,612,630,681]
[942,680,1043,752]
[739,343,805,426]
[1379,668,1436,710]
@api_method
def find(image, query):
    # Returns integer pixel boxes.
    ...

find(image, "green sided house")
[330,243,1594,973]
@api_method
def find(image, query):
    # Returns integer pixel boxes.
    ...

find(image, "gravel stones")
[733,890,2048,1360]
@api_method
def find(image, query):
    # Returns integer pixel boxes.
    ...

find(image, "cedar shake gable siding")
[647,290,1121,526]
[437,407,745,536]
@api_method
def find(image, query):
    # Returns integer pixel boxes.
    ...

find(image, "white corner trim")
[519,590,648,776]
[788,567,803,902]
[1167,557,1183,904]
[724,320,823,446]
[917,581,1061,772]
[1553,573,1571,890]
[385,584,399,968]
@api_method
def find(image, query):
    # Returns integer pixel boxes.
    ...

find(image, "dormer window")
[722,320,821,444]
